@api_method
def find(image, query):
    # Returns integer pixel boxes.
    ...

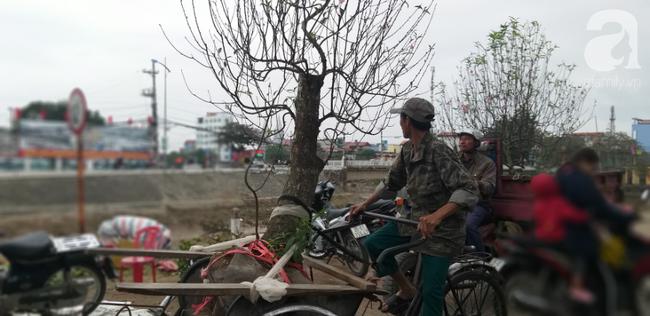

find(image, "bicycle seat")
[0,231,55,262]
[326,207,350,221]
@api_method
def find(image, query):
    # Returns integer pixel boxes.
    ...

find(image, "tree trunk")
[263,73,325,241]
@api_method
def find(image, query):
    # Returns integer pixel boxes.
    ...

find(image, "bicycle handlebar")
[357,211,427,266]
[359,211,419,226]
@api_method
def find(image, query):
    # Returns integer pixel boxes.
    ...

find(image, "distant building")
[368,144,380,152]
[385,144,402,155]
[571,132,604,147]
[344,141,371,150]
[196,112,234,162]
[0,128,16,157]
[184,140,196,153]
[632,119,650,152]
[437,132,458,150]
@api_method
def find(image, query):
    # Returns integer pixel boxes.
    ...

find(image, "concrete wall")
[0,166,390,215]
[0,170,288,215]
[346,168,388,181]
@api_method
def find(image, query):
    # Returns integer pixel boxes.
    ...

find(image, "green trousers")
[364,221,451,316]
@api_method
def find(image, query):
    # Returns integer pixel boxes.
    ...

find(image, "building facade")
[196,112,234,162]
[632,119,650,152]
[183,140,196,153]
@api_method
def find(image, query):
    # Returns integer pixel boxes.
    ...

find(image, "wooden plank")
[85,248,215,259]
[116,282,376,297]
[302,256,376,292]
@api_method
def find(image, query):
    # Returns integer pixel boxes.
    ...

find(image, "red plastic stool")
[119,226,162,282]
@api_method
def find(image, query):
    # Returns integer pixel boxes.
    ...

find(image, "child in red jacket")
[531,173,593,304]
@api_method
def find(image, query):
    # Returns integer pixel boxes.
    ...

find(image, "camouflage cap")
[389,98,435,122]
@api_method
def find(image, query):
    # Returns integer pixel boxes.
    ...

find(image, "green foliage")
[265,144,289,163]
[176,237,203,276]
[175,235,229,276]
[594,132,644,170]
[269,217,312,264]
[21,101,105,126]
[356,148,377,160]
[269,210,324,264]
[165,149,218,167]
[216,122,265,153]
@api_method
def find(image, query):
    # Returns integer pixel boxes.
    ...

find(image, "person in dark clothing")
[555,147,637,303]
[113,157,124,170]
[532,173,590,303]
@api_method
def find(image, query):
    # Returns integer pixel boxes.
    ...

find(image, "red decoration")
[147,116,153,125]
[108,116,113,124]
[127,118,132,125]
[13,108,21,120]
[39,109,46,120]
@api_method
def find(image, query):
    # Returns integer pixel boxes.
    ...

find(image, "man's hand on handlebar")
[348,203,367,222]
[417,213,442,238]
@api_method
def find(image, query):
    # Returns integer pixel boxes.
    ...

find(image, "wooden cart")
[87,247,386,316]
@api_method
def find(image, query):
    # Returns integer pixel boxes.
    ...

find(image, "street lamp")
[153,59,171,166]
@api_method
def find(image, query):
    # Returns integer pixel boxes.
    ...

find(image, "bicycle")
[362,211,507,316]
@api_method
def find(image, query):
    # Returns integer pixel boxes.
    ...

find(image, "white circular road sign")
[67,88,87,135]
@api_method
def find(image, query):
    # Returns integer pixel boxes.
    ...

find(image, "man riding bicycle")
[350,98,478,316]
[458,130,496,254]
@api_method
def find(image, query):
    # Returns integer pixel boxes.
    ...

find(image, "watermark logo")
[585,75,641,91]
[585,10,641,72]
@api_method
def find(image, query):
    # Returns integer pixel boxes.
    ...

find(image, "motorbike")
[496,189,650,316]
[0,231,117,315]
[307,180,398,277]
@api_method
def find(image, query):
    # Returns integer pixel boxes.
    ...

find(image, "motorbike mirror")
[641,189,649,202]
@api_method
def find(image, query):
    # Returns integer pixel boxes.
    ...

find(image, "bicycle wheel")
[444,270,507,316]
[260,303,338,316]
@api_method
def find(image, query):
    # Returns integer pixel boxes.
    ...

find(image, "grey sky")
[0,0,648,151]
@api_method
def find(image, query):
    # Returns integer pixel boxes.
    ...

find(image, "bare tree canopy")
[434,18,594,172]
[167,0,436,207]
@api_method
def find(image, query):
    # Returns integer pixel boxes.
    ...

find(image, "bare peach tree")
[167,0,436,239]
[433,18,594,172]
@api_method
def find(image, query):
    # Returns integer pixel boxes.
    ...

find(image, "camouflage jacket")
[375,132,479,257]
[460,151,497,205]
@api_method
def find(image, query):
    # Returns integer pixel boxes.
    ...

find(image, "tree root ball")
[204,249,311,315]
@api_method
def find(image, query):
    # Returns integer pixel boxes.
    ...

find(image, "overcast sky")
[0,0,648,151]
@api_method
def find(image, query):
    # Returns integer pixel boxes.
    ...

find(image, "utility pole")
[142,60,159,164]
[609,105,616,134]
